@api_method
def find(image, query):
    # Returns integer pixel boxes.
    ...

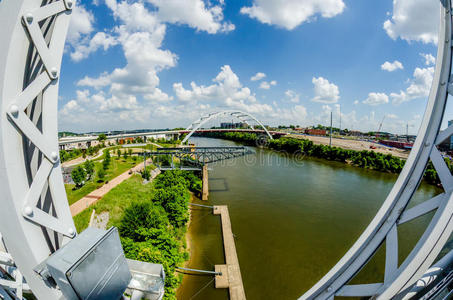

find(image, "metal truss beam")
[147,146,253,168]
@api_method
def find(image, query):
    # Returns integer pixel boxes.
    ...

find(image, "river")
[177,137,442,300]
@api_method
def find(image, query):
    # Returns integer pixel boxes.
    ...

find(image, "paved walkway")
[70,159,159,216]
[62,149,105,167]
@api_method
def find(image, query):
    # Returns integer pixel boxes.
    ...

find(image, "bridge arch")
[182,110,273,143]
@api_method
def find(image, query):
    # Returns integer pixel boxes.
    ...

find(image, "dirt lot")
[288,134,410,159]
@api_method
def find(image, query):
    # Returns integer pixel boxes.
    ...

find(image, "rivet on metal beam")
[24,13,33,24]
[23,206,33,217]
[50,68,58,79]
[64,0,74,10]
[50,151,59,162]
[9,104,19,117]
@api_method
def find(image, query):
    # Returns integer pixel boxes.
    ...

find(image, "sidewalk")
[70,159,160,216]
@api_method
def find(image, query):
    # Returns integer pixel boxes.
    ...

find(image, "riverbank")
[196,131,447,186]
[177,137,441,300]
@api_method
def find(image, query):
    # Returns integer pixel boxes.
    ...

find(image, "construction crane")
[376,115,386,138]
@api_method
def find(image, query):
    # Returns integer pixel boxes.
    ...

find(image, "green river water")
[176,137,443,300]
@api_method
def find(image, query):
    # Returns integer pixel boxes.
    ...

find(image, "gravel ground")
[288,134,410,159]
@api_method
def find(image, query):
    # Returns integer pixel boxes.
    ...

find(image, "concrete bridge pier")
[202,164,209,201]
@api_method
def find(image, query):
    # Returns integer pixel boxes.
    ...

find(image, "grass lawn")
[65,156,144,205]
[73,175,152,232]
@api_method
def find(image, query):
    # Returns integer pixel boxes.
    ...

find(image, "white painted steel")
[0,0,75,298]
[182,110,274,143]
[300,1,453,299]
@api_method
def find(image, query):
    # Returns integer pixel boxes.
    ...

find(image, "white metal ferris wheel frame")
[301,0,453,299]
[0,0,452,299]
[0,0,75,299]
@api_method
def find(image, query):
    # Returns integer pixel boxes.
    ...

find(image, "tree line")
[199,131,447,186]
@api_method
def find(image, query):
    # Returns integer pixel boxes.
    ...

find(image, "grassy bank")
[65,155,144,205]
[73,170,202,300]
[197,131,450,186]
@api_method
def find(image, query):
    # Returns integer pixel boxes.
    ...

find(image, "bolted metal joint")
[49,68,58,79]
[23,13,33,25]
[23,206,33,217]
[64,0,75,10]
[9,104,19,117]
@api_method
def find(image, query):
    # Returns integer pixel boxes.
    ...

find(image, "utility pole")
[339,104,341,135]
[406,123,409,142]
[330,111,333,147]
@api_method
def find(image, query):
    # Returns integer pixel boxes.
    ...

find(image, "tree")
[117,148,121,159]
[97,168,106,181]
[98,133,107,142]
[128,149,133,157]
[71,166,86,187]
[84,160,94,179]
[103,150,111,170]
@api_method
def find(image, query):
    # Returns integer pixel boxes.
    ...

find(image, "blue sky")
[59,0,440,135]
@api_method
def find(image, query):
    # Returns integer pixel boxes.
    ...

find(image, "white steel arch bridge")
[181,110,274,143]
[1,0,453,299]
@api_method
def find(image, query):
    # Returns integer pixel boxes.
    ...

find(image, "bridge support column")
[202,164,209,201]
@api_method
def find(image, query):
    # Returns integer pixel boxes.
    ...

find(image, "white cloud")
[353,100,359,105]
[383,0,439,44]
[421,53,436,66]
[147,0,235,34]
[71,32,118,62]
[173,65,257,105]
[387,114,398,119]
[311,77,340,103]
[381,60,404,72]
[67,5,94,45]
[362,92,389,106]
[240,0,345,30]
[251,72,266,81]
[66,5,118,62]
[77,0,176,102]
[390,67,434,104]
[285,90,300,103]
[259,80,277,89]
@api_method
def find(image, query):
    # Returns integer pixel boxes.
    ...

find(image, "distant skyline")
[59,0,443,135]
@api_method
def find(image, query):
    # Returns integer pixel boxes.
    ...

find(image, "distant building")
[305,129,327,136]
[348,130,362,137]
[220,122,247,129]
